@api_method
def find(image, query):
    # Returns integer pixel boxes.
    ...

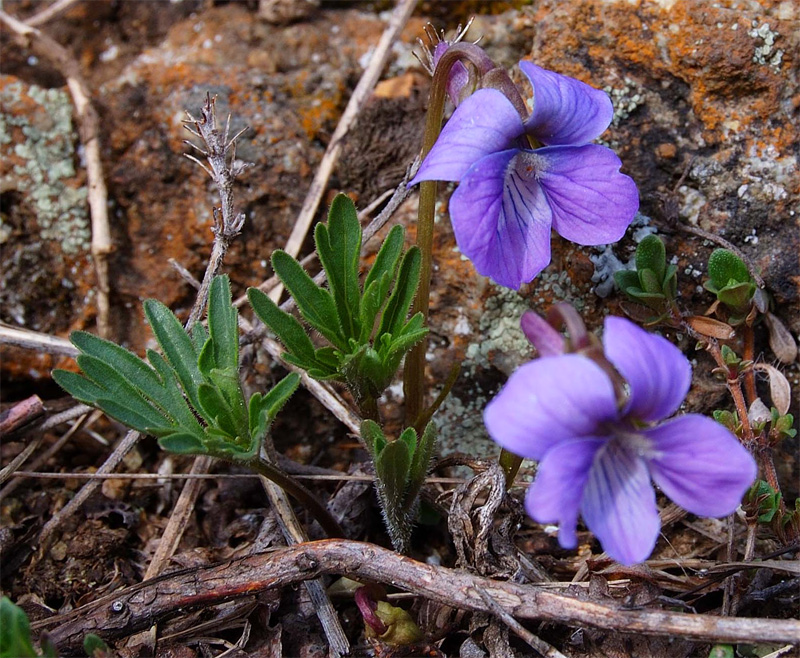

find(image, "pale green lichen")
[1,80,91,254]
[749,22,783,72]
[603,77,646,128]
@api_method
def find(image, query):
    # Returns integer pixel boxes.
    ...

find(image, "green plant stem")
[244,456,344,539]
[403,44,495,426]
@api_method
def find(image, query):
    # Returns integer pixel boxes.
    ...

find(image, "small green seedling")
[615,234,678,321]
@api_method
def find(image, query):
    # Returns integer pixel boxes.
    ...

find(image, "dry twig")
[0,8,113,338]
[268,0,419,303]
[37,539,800,652]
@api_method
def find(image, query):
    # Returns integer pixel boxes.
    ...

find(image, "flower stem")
[244,456,344,539]
[498,448,523,490]
[403,44,497,427]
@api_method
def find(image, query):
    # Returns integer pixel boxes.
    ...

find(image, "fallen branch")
[36,539,800,652]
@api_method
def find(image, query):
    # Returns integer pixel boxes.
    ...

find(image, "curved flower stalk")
[484,315,757,565]
[411,61,639,290]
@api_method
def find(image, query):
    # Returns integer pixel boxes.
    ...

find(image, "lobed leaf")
[271,250,347,351]
[315,194,363,342]
[377,246,421,341]
[144,299,207,413]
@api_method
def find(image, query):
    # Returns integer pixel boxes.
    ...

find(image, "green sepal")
[144,298,207,413]
[158,432,207,455]
[635,234,667,283]
[314,193,362,342]
[271,250,347,351]
[0,597,38,658]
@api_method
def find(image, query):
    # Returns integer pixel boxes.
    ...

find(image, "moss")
[1,78,91,255]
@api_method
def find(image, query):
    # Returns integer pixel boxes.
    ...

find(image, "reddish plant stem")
[741,324,757,404]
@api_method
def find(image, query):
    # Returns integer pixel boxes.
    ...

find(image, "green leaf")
[663,263,678,299]
[52,368,107,406]
[364,225,404,294]
[147,350,205,435]
[360,419,385,459]
[398,427,417,463]
[359,273,391,344]
[407,421,436,500]
[247,287,319,365]
[377,246,421,341]
[70,331,167,408]
[159,432,206,455]
[197,382,238,438]
[315,194,362,342]
[190,321,209,355]
[207,275,239,372]
[271,250,347,351]
[375,439,411,511]
[635,235,667,283]
[638,268,662,295]
[84,634,110,658]
[248,372,301,447]
[707,248,751,290]
[613,269,641,294]
[76,355,171,429]
[144,299,207,413]
[94,397,170,435]
[0,597,38,658]
[717,281,756,310]
[707,645,734,658]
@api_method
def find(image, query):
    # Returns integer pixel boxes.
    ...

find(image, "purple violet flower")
[484,316,757,565]
[410,62,640,290]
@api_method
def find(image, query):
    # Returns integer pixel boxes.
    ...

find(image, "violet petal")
[484,354,618,461]
[646,415,757,517]
[536,144,639,246]
[409,89,523,186]
[519,61,613,145]
[526,437,605,548]
[581,440,660,565]
[450,149,553,289]
[603,316,691,422]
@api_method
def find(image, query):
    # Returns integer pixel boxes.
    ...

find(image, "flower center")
[513,150,548,182]
[612,429,660,461]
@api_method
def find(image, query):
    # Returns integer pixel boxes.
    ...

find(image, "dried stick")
[142,455,213,581]
[0,323,78,356]
[38,539,800,651]
[474,586,569,658]
[37,429,142,549]
[0,9,112,338]
[268,0,419,304]
[25,0,80,27]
